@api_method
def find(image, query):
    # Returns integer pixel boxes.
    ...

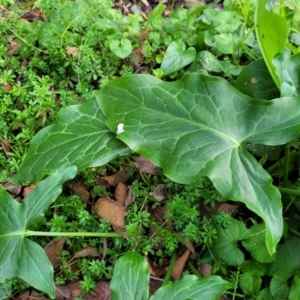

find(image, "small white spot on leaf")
[251,77,257,83]
[117,123,125,134]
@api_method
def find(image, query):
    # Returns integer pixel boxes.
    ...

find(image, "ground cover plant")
[1,0,300,299]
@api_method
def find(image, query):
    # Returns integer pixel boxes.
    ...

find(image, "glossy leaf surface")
[110,252,149,300]
[13,101,130,185]
[150,275,229,300]
[255,0,289,89]
[98,73,300,253]
[0,166,77,299]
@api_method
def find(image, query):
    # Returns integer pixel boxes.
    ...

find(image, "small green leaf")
[13,100,130,185]
[270,277,289,300]
[0,166,77,299]
[150,275,229,300]
[110,252,149,300]
[289,275,300,300]
[109,38,132,59]
[257,287,273,300]
[240,260,267,276]
[235,59,279,100]
[161,40,196,76]
[242,223,275,263]
[273,50,300,97]
[239,274,262,296]
[255,0,289,89]
[269,237,300,281]
[211,219,250,266]
[97,72,300,253]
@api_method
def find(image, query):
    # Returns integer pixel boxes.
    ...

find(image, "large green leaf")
[150,275,230,300]
[110,252,149,300]
[13,100,130,185]
[0,166,77,299]
[255,0,289,89]
[97,73,300,253]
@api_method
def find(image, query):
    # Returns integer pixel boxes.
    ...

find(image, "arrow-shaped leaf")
[0,165,77,298]
[97,73,300,253]
[13,100,130,185]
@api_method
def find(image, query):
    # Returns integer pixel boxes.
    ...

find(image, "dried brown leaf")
[171,249,191,280]
[0,83,12,92]
[95,198,125,228]
[124,186,136,209]
[1,139,10,157]
[184,240,196,259]
[135,156,157,175]
[23,184,37,197]
[55,285,71,300]
[66,46,79,56]
[84,281,111,300]
[147,257,167,277]
[73,247,100,259]
[96,171,127,187]
[4,181,21,196]
[69,182,90,203]
[44,237,66,269]
[198,263,212,277]
[217,203,238,215]
[18,291,48,300]
[66,280,81,298]
[115,182,127,206]
[8,37,22,56]
[151,184,165,201]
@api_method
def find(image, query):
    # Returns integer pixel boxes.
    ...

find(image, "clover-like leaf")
[0,165,77,299]
[13,100,130,185]
[97,73,300,253]
[211,219,250,266]
[161,40,196,76]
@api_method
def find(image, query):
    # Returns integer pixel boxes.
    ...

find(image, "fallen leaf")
[135,156,157,175]
[95,197,125,228]
[96,171,127,187]
[184,240,196,259]
[149,278,163,295]
[55,285,71,300]
[171,249,191,280]
[115,182,128,206]
[147,257,167,277]
[1,139,10,157]
[84,281,111,300]
[217,203,239,215]
[66,46,79,56]
[151,184,165,201]
[69,182,90,203]
[124,186,136,209]
[18,291,48,300]
[66,280,81,298]
[4,181,22,196]
[21,8,46,22]
[198,263,212,277]
[8,37,22,56]
[0,83,12,92]
[73,247,100,259]
[23,184,36,197]
[44,237,66,269]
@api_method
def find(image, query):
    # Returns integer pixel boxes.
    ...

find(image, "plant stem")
[289,228,300,237]
[162,251,176,286]
[278,187,300,196]
[266,150,298,174]
[188,261,201,278]
[282,144,290,188]
[26,230,120,238]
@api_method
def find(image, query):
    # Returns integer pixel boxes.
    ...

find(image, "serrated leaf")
[235,59,279,100]
[161,40,196,76]
[110,252,149,300]
[0,166,77,299]
[13,100,130,185]
[242,223,275,263]
[97,73,300,253]
[269,237,300,281]
[255,0,289,89]
[150,275,229,300]
[211,219,250,266]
